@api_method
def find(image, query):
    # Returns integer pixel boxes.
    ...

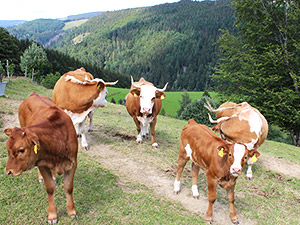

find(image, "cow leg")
[191,162,200,199]
[133,117,142,143]
[226,183,238,224]
[150,118,158,148]
[246,158,253,180]
[64,163,77,219]
[206,172,217,223]
[87,110,94,132]
[78,119,88,150]
[174,144,189,194]
[38,166,57,224]
[38,168,56,183]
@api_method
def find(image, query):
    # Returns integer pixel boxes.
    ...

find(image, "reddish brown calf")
[4,93,78,224]
[174,119,258,224]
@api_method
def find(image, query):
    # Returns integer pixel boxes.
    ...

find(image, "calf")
[174,119,259,224]
[125,76,168,148]
[205,101,268,179]
[4,92,78,224]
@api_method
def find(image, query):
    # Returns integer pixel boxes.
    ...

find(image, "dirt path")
[2,108,300,225]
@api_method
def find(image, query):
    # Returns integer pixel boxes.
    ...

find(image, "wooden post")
[6,60,10,81]
[32,68,34,81]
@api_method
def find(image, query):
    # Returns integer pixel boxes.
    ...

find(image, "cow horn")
[207,113,218,124]
[204,100,235,113]
[156,82,168,92]
[104,80,118,86]
[131,76,141,89]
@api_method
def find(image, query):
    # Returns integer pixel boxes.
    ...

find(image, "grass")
[107,87,218,117]
[1,78,300,224]
[63,19,89,30]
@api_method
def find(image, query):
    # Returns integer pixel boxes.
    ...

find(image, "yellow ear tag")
[34,145,38,154]
[251,154,258,163]
[161,95,165,100]
[218,148,224,157]
[133,93,138,97]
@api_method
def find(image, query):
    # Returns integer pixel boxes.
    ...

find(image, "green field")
[107,87,217,117]
[1,78,300,224]
[63,19,89,30]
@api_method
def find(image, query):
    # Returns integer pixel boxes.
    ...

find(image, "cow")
[4,92,78,224]
[125,76,168,148]
[52,68,118,150]
[205,101,268,179]
[174,119,259,224]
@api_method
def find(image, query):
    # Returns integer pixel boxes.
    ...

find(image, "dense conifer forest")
[50,0,235,91]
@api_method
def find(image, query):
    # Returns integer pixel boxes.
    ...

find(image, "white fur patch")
[185,144,192,158]
[174,180,181,193]
[230,144,246,175]
[139,85,156,114]
[65,75,88,84]
[192,185,199,197]
[137,115,154,127]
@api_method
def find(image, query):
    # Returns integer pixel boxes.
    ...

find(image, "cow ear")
[248,149,260,158]
[156,91,166,99]
[4,128,13,137]
[130,89,140,97]
[97,81,105,91]
[217,145,227,157]
[30,135,40,154]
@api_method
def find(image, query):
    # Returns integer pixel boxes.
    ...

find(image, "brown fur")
[4,92,78,223]
[125,78,165,146]
[175,119,257,223]
[52,69,103,113]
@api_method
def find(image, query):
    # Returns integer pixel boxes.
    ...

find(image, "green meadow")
[107,87,217,117]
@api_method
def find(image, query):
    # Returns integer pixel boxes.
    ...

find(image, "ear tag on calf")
[161,95,165,100]
[34,145,38,154]
[133,93,138,97]
[251,154,258,163]
[218,148,224,157]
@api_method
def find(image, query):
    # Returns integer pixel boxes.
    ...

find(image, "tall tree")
[20,43,48,81]
[214,0,300,146]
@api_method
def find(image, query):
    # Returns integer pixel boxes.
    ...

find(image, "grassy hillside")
[51,0,235,91]
[1,79,300,224]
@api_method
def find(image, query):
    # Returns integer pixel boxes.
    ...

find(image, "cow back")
[53,74,100,113]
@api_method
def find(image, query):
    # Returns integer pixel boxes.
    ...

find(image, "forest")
[50,0,235,91]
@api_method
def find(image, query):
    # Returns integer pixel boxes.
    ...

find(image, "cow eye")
[18,149,25,154]
[229,153,232,157]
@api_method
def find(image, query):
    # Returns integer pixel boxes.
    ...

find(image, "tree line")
[0,27,129,88]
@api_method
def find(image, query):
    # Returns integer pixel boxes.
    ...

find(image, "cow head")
[92,79,118,108]
[4,127,40,176]
[130,76,168,115]
[218,143,251,177]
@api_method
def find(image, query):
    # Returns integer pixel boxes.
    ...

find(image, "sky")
[1,0,180,21]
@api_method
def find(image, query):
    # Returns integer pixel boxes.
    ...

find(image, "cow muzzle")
[5,168,20,177]
[141,107,152,114]
[230,167,242,176]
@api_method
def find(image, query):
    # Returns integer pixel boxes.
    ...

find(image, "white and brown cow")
[4,92,78,224]
[174,119,258,224]
[125,76,168,148]
[52,68,118,150]
[205,101,268,179]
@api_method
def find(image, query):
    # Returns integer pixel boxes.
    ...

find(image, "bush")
[179,96,217,126]
[41,72,61,89]
[111,97,116,104]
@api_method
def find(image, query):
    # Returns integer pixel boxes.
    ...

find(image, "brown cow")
[174,119,259,224]
[4,92,78,224]
[125,76,168,148]
[205,101,268,179]
[52,67,118,150]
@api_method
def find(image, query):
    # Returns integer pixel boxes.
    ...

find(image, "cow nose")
[6,170,12,176]
[142,108,151,113]
[232,168,241,174]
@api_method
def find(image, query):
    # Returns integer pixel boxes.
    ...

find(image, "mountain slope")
[51,0,235,91]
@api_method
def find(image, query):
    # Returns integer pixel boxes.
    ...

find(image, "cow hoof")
[174,190,180,195]
[71,215,78,220]
[88,129,93,132]
[231,220,239,225]
[77,134,82,138]
[136,140,142,144]
[152,143,159,149]
[83,146,89,151]
[245,176,253,180]
[193,195,200,199]
[48,219,58,224]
